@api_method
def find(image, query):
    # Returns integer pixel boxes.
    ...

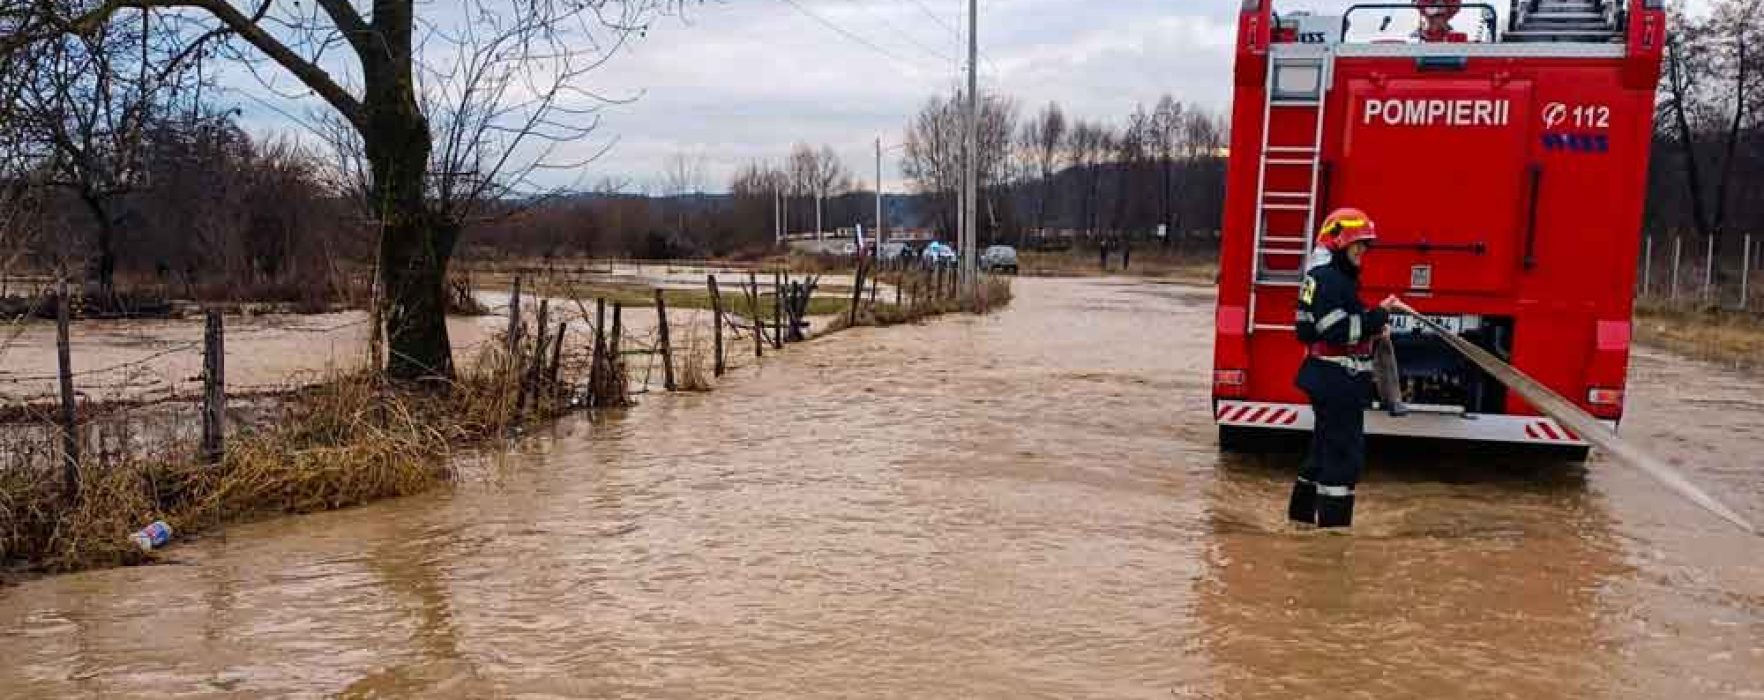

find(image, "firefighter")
[1307,219,1407,418]
[1289,208,1401,528]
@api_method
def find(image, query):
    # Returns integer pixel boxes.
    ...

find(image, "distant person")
[1122,241,1131,270]
[1289,208,1403,529]
[1099,239,1110,271]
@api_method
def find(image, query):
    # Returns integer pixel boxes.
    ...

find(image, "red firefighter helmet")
[1318,208,1378,251]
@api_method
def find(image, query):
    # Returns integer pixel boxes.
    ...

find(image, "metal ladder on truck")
[1507,0,1622,43]
[1248,45,1333,334]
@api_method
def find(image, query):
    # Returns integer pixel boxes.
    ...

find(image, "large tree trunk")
[377,196,455,382]
[76,189,117,295]
[1666,38,1714,243]
[364,4,452,382]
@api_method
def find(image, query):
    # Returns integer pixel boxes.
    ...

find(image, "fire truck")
[1212,0,1666,456]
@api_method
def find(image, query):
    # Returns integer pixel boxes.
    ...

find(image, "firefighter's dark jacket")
[1295,256,1389,353]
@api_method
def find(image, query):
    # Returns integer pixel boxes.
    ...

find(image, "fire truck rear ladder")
[1249,46,1334,333]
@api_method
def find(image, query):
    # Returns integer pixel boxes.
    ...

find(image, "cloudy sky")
[223,0,1707,194]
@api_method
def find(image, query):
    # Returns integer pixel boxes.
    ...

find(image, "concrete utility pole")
[961,0,979,289]
[876,137,884,253]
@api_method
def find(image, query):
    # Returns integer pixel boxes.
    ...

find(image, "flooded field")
[0,276,1759,698]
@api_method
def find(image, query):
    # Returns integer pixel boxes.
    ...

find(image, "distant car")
[839,241,858,256]
[878,242,909,261]
[980,245,1018,274]
[921,241,957,267]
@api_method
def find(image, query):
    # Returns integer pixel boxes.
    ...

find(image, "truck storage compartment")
[1335,78,1534,297]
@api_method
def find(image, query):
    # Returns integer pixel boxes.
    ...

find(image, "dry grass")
[1634,301,1764,371]
[0,339,566,575]
[1017,246,1218,283]
[676,323,713,392]
[829,273,1014,332]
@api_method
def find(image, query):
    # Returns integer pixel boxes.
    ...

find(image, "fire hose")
[1388,298,1758,535]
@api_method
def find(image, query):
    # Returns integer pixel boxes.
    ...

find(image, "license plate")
[1390,313,1470,335]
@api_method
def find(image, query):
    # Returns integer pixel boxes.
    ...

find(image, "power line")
[775,0,940,70]
[837,0,957,64]
[906,0,961,40]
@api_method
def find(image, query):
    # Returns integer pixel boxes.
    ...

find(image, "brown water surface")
[1,277,1760,698]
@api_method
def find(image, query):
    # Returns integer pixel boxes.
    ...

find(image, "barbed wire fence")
[0,266,855,510]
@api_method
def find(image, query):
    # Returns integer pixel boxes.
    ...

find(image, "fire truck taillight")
[1214,370,1248,397]
[1587,388,1625,408]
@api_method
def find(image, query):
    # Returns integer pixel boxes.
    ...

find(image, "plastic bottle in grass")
[129,521,173,551]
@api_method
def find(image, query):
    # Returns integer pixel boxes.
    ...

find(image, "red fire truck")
[1212,0,1666,456]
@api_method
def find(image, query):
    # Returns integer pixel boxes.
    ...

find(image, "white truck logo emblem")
[1542,102,1568,129]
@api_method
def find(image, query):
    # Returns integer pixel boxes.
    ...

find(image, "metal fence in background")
[1636,234,1762,312]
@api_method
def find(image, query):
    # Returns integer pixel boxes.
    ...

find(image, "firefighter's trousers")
[1289,357,1371,528]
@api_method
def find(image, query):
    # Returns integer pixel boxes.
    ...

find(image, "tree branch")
[51,0,367,128]
[312,0,374,58]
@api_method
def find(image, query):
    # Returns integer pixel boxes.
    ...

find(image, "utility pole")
[961,0,979,289]
[774,188,781,245]
[876,137,885,253]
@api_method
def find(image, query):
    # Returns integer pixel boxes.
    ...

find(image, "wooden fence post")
[655,290,676,391]
[55,278,78,499]
[748,272,764,358]
[772,271,783,350]
[707,275,725,377]
[547,321,566,397]
[518,298,550,416]
[202,309,226,464]
[588,298,606,406]
[505,275,523,359]
[848,261,867,327]
[611,300,624,385]
[894,271,902,307]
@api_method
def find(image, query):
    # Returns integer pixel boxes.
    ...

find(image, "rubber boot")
[1316,493,1355,529]
[1287,480,1318,524]
[1386,401,1410,418]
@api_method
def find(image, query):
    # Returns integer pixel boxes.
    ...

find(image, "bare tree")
[660,150,706,242]
[729,160,788,250]
[8,6,211,294]
[902,90,1016,240]
[786,143,849,237]
[1065,120,1114,237]
[1019,102,1066,237]
[1657,0,1764,262]
[30,0,682,381]
[1148,96,1184,244]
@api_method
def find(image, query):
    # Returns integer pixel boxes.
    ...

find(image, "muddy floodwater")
[1,277,1760,698]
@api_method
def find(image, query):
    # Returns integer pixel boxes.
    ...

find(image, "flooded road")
[1,277,1760,698]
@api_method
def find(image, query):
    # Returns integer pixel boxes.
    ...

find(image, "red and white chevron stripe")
[1215,402,1301,426]
[1212,400,1604,447]
[1522,420,1580,443]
